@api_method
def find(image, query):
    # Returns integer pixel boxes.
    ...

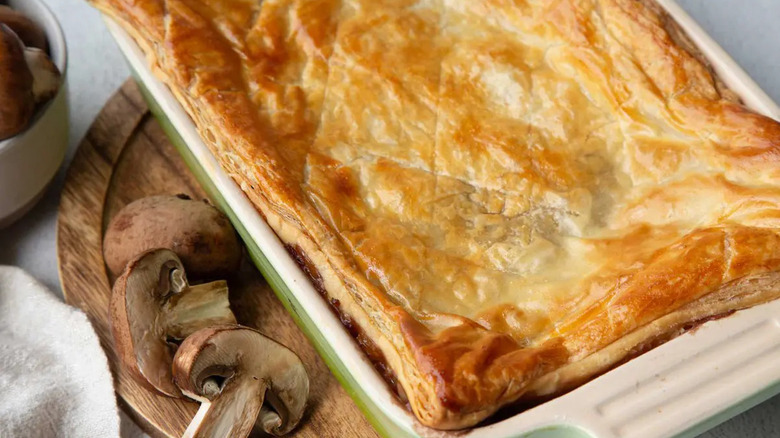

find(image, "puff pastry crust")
[90,0,780,429]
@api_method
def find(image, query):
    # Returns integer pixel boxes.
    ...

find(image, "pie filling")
[90,0,780,430]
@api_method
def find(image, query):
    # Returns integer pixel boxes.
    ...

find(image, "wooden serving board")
[57,79,379,438]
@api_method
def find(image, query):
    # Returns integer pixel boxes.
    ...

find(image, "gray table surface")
[1,0,778,437]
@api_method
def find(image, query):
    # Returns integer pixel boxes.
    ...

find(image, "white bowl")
[0,0,68,228]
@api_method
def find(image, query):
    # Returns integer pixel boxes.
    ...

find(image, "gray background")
[0,0,778,436]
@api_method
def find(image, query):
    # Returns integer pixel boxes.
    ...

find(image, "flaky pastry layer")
[89,0,780,429]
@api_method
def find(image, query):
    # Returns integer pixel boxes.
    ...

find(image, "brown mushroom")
[173,325,309,437]
[0,24,33,141]
[110,249,237,397]
[103,195,242,279]
[24,47,60,104]
[0,6,47,51]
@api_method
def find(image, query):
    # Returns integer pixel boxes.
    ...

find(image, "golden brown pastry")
[87,0,780,429]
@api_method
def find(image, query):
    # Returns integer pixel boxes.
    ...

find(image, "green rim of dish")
[133,76,414,438]
[131,74,779,438]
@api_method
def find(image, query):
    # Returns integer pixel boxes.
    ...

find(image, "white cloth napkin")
[0,266,121,438]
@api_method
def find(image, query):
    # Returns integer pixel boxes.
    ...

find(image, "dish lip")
[0,0,69,153]
[101,2,780,437]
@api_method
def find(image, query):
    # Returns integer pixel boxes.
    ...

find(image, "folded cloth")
[0,266,121,438]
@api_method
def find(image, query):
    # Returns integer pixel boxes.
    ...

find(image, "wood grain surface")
[56,79,379,438]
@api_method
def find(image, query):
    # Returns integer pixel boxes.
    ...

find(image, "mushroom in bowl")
[0,0,67,228]
[0,4,61,140]
[0,23,33,141]
[0,5,48,51]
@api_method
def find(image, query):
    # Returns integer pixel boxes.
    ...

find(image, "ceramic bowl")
[0,0,68,228]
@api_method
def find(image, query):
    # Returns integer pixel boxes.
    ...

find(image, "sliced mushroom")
[24,47,60,104]
[104,195,242,280]
[110,249,237,397]
[173,325,309,437]
[0,24,33,141]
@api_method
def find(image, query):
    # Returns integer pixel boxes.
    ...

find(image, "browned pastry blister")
[86,0,780,430]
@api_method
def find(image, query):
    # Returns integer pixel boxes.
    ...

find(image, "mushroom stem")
[182,377,268,438]
[259,391,288,433]
[165,280,235,340]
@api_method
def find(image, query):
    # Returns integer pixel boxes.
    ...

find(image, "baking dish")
[102,1,780,436]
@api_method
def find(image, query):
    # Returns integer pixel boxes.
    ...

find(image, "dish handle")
[557,301,780,438]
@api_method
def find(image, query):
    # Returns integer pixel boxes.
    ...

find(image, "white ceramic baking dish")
[102,1,780,436]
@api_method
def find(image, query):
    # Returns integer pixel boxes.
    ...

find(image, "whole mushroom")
[110,249,237,397]
[104,195,242,279]
[0,6,47,51]
[0,24,33,141]
[173,325,310,437]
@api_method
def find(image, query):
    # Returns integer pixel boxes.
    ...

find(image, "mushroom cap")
[103,195,242,280]
[0,24,33,141]
[110,249,186,397]
[0,6,48,51]
[173,325,310,436]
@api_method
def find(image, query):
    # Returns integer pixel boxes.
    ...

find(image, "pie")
[89,0,780,430]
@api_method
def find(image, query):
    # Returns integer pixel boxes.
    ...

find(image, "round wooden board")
[56,79,379,438]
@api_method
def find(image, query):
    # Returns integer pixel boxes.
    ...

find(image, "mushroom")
[110,249,237,397]
[24,47,60,104]
[173,325,310,437]
[104,195,242,280]
[0,23,33,141]
[0,6,48,51]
